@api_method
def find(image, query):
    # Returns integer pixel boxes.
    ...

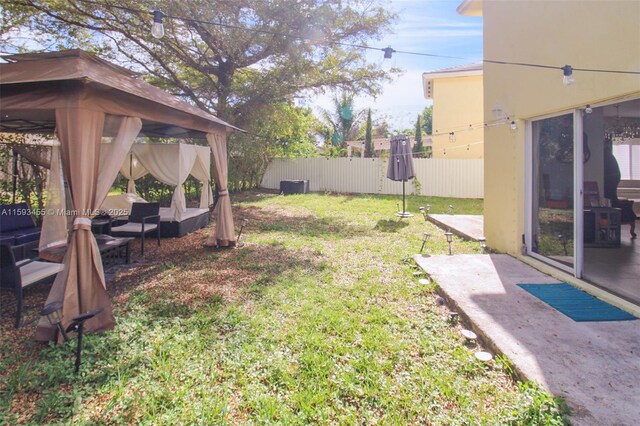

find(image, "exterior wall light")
[585,105,593,114]
[478,237,487,253]
[562,65,575,86]
[510,121,517,130]
[151,10,165,39]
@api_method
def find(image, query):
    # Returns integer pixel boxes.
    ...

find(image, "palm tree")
[320,92,364,155]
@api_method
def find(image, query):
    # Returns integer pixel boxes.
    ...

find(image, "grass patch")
[0,191,568,424]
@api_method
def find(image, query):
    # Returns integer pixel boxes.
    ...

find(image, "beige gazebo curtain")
[39,145,68,251]
[36,108,114,340]
[206,132,235,247]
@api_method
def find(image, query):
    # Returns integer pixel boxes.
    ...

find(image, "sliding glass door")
[529,113,577,271]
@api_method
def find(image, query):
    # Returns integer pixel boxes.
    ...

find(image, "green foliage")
[4,0,397,190]
[413,114,425,157]
[0,135,49,223]
[364,108,374,158]
[320,92,365,155]
[114,174,204,206]
[1,192,569,424]
[422,106,433,135]
[4,0,396,126]
[228,103,320,191]
[509,382,571,425]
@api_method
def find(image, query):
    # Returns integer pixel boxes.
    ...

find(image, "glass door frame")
[524,110,584,277]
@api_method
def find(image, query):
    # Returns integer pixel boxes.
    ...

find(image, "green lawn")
[0,191,567,424]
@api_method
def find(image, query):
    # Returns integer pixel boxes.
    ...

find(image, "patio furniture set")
[0,201,161,328]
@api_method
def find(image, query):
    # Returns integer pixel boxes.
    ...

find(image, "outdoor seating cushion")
[19,260,64,287]
[0,203,40,246]
[0,235,14,245]
[111,222,158,234]
[0,203,37,232]
[2,227,41,245]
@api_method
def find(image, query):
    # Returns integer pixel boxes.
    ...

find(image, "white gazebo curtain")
[190,145,215,209]
[119,143,213,217]
[97,117,142,203]
[133,144,197,222]
[206,132,235,247]
[120,152,148,194]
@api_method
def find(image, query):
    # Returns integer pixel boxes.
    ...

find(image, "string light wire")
[66,0,463,60]
[484,60,640,76]
[27,0,640,75]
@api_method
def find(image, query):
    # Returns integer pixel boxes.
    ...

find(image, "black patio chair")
[110,202,160,255]
[0,244,64,328]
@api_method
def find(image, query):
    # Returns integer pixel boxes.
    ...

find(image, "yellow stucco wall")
[482,0,640,254]
[432,75,484,159]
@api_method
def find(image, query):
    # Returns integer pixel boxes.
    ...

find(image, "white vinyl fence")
[261,158,483,198]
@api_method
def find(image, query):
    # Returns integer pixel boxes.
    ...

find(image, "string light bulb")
[448,132,456,142]
[383,46,395,59]
[562,65,575,86]
[151,10,165,39]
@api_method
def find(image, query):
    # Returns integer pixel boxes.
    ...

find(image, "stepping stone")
[475,351,493,362]
[460,329,477,340]
[418,278,430,285]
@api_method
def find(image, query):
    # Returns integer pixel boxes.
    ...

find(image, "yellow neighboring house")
[422,63,483,159]
[458,0,640,307]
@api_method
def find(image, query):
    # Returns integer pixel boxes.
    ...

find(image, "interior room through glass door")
[531,113,575,269]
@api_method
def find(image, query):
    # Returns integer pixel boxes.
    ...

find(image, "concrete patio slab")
[426,214,484,241]
[414,253,640,426]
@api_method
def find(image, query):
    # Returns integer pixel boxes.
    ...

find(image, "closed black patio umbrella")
[387,135,415,217]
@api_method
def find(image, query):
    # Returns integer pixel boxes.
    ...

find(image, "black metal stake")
[65,308,103,374]
[75,322,84,374]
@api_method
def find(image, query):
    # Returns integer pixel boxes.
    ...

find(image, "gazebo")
[0,49,242,340]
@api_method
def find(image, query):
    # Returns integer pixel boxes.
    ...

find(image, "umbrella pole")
[395,180,413,218]
[402,180,406,214]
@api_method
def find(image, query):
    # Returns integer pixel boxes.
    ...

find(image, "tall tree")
[3,0,396,127]
[3,0,397,187]
[364,108,374,158]
[421,106,433,135]
[413,114,423,156]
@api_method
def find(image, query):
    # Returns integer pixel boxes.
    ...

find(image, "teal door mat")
[517,283,637,322]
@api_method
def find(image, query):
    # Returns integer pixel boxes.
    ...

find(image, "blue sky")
[312,0,483,131]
